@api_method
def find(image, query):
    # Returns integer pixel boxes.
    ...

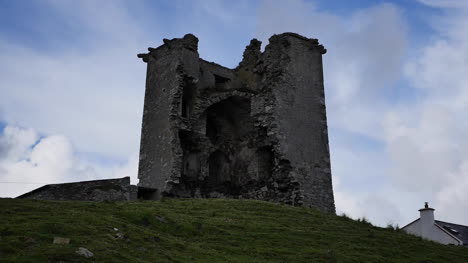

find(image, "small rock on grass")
[155,215,167,223]
[53,237,70,244]
[115,232,129,240]
[76,247,94,258]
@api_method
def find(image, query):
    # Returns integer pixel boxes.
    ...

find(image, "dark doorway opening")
[205,96,253,144]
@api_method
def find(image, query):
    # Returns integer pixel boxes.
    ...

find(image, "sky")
[1,0,467,227]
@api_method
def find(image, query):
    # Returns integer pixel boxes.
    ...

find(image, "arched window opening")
[205,96,253,144]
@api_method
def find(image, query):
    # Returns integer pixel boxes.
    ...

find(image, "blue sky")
[1,0,468,227]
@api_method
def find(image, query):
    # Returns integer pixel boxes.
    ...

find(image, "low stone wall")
[16,177,137,201]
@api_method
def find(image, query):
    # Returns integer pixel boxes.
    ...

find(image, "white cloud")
[333,176,364,216]
[0,126,37,161]
[0,125,138,197]
[434,161,468,224]
[334,175,406,227]
[0,125,83,197]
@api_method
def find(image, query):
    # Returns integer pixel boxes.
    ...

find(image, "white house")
[402,202,467,246]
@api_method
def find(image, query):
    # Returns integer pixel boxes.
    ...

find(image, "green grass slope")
[1,198,467,263]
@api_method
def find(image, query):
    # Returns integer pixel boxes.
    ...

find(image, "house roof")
[401,218,419,229]
[435,220,468,245]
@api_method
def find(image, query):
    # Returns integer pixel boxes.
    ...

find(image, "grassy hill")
[0,198,467,262]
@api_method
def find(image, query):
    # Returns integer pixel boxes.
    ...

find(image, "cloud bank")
[0,125,138,197]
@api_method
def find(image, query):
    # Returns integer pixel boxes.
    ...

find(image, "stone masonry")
[16,177,137,201]
[137,33,335,213]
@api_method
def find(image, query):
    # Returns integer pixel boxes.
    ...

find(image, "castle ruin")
[137,33,335,213]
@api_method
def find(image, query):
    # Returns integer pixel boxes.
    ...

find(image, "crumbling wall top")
[268,32,326,54]
[238,38,262,69]
[137,34,199,62]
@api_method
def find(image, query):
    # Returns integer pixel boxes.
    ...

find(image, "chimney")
[419,202,435,237]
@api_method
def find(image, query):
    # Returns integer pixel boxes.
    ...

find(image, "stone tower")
[137,33,335,213]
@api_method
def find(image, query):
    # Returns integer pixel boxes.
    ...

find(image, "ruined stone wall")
[137,35,200,195]
[261,34,335,213]
[16,177,136,201]
[137,33,335,213]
